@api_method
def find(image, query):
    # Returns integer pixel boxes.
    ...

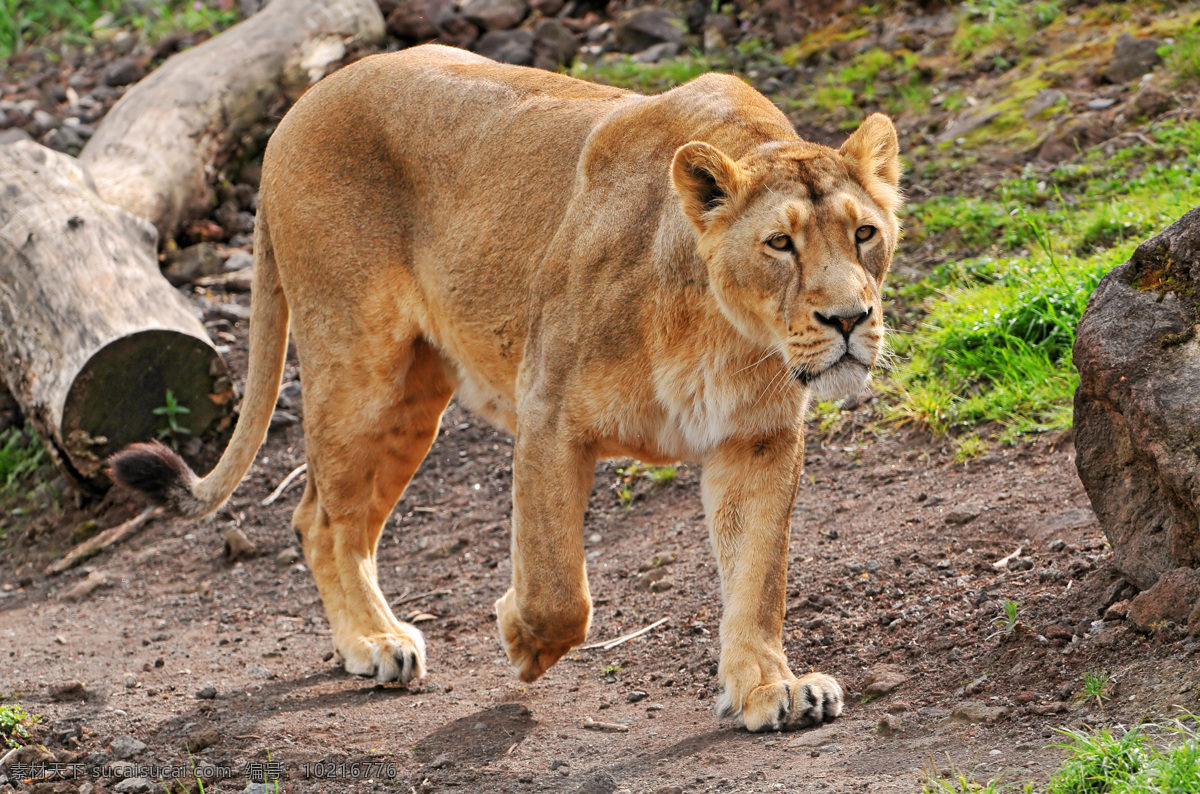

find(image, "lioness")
[112,44,901,732]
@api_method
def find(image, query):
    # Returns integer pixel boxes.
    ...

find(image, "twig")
[581,717,629,733]
[392,588,451,607]
[45,506,161,576]
[992,545,1024,570]
[581,617,669,650]
[261,463,307,506]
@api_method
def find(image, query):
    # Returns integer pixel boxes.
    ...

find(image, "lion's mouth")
[792,352,869,385]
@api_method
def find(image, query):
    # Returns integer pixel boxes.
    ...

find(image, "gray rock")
[631,41,679,64]
[475,29,534,65]
[951,701,1006,724]
[239,0,270,17]
[277,380,303,410]
[246,664,275,679]
[436,14,479,50]
[270,409,300,429]
[614,7,684,54]
[42,126,84,153]
[462,0,526,31]
[1074,206,1200,590]
[275,546,302,567]
[223,527,257,561]
[32,109,58,133]
[195,686,217,699]
[934,109,999,145]
[163,242,223,286]
[0,128,33,145]
[1087,97,1117,110]
[243,784,271,794]
[1105,32,1162,84]
[114,778,154,793]
[573,771,617,794]
[533,19,579,71]
[109,734,147,759]
[223,250,254,272]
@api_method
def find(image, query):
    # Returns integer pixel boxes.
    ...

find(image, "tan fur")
[167,44,902,731]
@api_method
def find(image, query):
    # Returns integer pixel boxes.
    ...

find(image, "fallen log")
[79,0,386,239]
[0,142,233,489]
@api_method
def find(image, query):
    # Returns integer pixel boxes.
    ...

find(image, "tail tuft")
[109,441,205,516]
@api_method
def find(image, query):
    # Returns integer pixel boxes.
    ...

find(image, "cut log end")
[61,329,233,482]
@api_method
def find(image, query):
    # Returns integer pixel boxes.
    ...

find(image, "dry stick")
[260,463,307,506]
[45,506,162,576]
[392,588,452,608]
[581,617,669,651]
[992,545,1024,570]
[581,717,629,733]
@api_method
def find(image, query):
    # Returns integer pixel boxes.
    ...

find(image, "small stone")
[196,686,217,699]
[61,570,107,602]
[631,41,679,63]
[1131,83,1174,119]
[532,19,579,71]
[862,665,907,698]
[223,250,254,272]
[428,753,452,769]
[951,702,1006,724]
[1087,97,1117,110]
[163,243,223,286]
[461,0,526,31]
[114,778,154,794]
[275,547,302,568]
[1044,624,1073,642]
[626,690,648,703]
[614,6,684,53]
[125,674,137,688]
[876,714,903,736]
[886,700,909,713]
[103,58,144,87]
[649,577,674,593]
[223,527,257,561]
[32,109,58,133]
[1048,539,1067,552]
[183,726,219,752]
[638,552,676,572]
[943,510,979,526]
[1016,690,1037,704]
[49,681,87,702]
[109,734,147,759]
[246,664,275,679]
[474,29,534,65]
[1104,599,1131,621]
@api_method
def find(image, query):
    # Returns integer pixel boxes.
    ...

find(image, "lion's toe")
[730,672,844,733]
[339,628,427,684]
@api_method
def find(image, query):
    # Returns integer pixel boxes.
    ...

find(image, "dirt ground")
[3,286,1199,794]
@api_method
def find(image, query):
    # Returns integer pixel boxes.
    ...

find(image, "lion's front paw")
[495,589,585,682]
[719,672,844,733]
[338,627,427,684]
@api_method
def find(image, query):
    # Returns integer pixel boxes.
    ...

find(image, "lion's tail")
[109,208,289,518]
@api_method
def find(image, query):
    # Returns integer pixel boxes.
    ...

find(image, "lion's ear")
[839,113,900,190]
[671,141,745,232]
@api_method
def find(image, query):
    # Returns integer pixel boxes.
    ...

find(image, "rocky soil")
[3,2,1200,793]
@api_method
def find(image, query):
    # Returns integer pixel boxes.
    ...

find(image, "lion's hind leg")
[293,336,454,683]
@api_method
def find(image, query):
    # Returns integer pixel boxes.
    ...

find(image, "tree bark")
[79,0,385,239]
[0,142,233,490]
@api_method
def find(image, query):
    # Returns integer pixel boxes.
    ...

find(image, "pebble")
[223,250,254,271]
[114,778,154,793]
[626,690,648,703]
[48,681,87,702]
[109,734,147,759]
[125,674,137,688]
[1087,97,1117,110]
[876,714,903,736]
[196,686,217,699]
[245,665,275,679]
[275,547,302,568]
[223,527,257,561]
[862,665,907,697]
[1048,538,1067,552]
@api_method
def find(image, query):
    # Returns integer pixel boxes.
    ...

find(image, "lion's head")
[671,113,901,400]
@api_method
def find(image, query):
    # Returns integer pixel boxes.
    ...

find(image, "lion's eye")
[855,225,876,243]
[766,235,793,251]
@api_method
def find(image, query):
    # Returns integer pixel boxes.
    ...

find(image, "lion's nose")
[814,306,871,339]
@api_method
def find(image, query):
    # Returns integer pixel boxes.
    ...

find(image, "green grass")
[1160,26,1200,86]
[0,703,39,748]
[886,119,1200,438]
[922,717,1200,793]
[952,0,1062,61]
[0,424,45,494]
[1078,671,1113,712]
[0,0,239,62]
